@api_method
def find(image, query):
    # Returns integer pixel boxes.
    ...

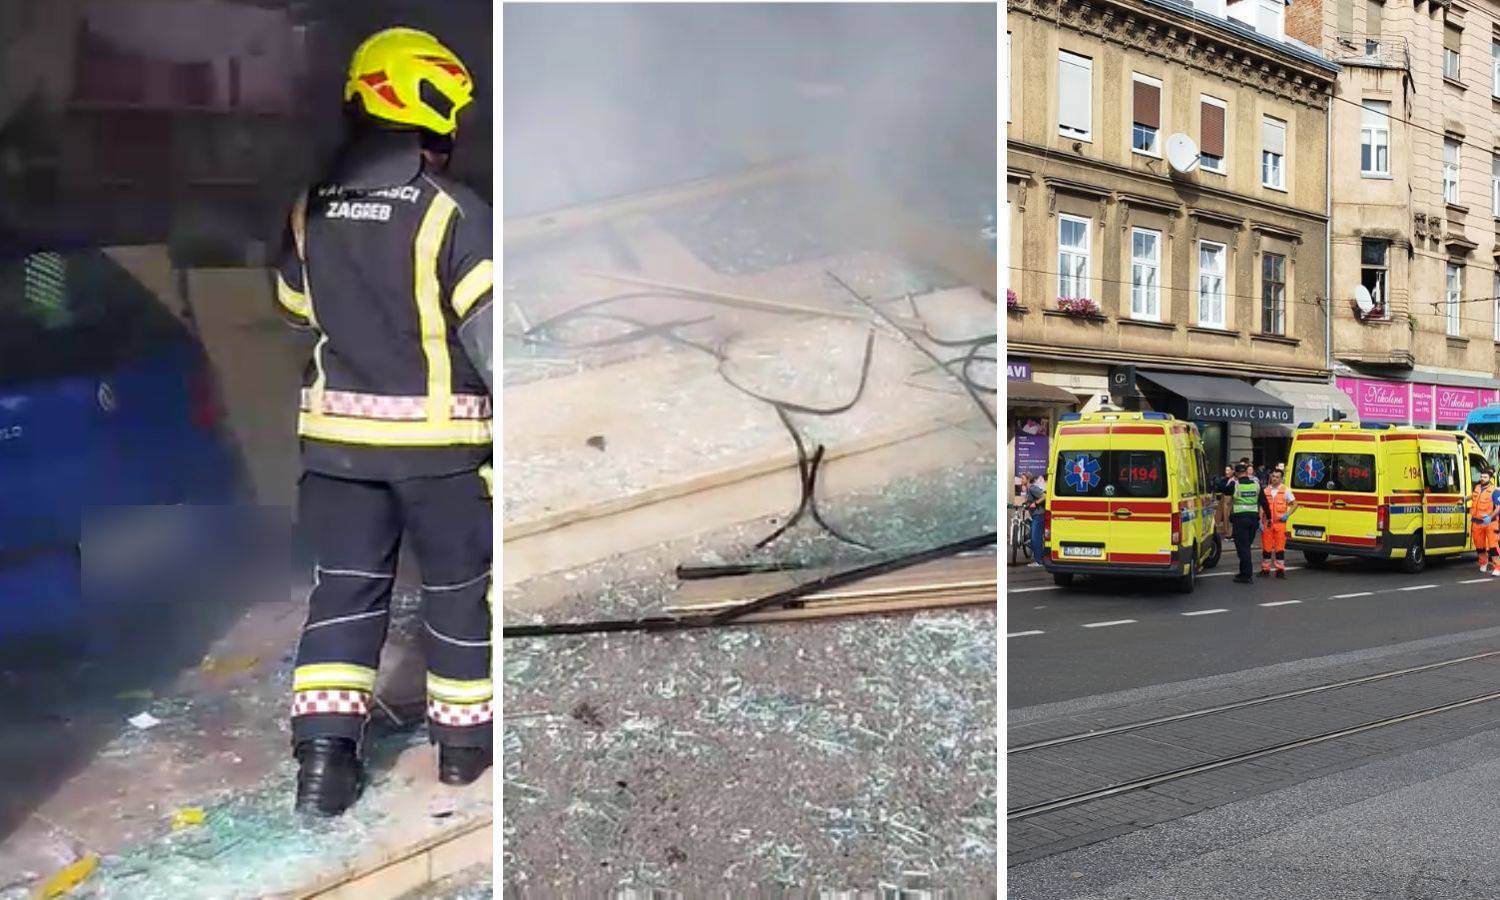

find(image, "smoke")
[502,3,996,224]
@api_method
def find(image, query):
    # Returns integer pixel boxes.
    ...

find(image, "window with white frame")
[1262,117,1287,189]
[1445,24,1463,80]
[1493,153,1499,216]
[1058,214,1091,301]
[1130,228,1161,320]
[1444,139,1462,204]
[1446,262,1463,337]
[1198,241,1227,329]
[1262,252,1286,335]
[1360,100,1390,176]
[1131,74,1162,155]
[1494,272,1500,341]
[1256,0,1284,40]
[1200,95,1227,172]
[1361,239,1388,316]
[1493,39,1500,97]
[1058,51,1092,141]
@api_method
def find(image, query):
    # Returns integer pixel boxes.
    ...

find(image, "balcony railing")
[1327,34,1410,71]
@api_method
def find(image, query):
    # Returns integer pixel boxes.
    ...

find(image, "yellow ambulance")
[1042,411,1221,593]
[1284,421,1487,572]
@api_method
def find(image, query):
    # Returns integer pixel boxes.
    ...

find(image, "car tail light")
[1043,509,1051,547]
[1171,511,1182,546]
[189,365,221,430]
[1377,503,1388,534]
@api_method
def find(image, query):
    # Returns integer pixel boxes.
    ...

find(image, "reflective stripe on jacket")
[276,130,493,479]
[1232,479,1260,515]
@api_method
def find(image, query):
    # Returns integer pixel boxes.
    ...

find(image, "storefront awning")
[1255,379,1356,434]
[1008,380,1078,406]
[1138,370,1293,423]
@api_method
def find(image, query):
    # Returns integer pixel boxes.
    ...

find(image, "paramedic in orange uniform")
[1260,468,1298,577]
[1471,470,1500,574]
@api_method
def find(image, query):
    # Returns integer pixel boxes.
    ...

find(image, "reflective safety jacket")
[1264,484,1294,524]
[1472,485,1500,523]
[1226,476,1271,518]
[275,130,493,479]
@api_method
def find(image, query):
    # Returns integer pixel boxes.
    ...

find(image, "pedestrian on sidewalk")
[1223,461,1272,583]
[1217,465,1234,541]
[1260,469,1298,577]
[1027,470,1047,566]
[1471,469,1500,574]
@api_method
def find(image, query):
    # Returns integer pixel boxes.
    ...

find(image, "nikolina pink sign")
[1336,376,1410,422]
[1412,383,1434,427]
[1436,386,1481,425]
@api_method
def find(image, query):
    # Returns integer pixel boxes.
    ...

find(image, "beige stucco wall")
[1007,0,1334,380]
[1325,0,1500,377]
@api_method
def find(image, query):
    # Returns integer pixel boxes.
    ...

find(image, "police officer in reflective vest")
[1260,468,1299,578]
[1223,461,1272,584]
[275,28,494,816]
[1471,470,1500,574]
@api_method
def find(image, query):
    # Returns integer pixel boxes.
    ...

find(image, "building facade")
[1291,0,1500,430]
[1006,0,1345,487]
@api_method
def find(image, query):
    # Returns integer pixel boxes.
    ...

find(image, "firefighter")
[275,28,494,817]
[1223,461,1272,584]
[1471,470,1500,574]
[1260,468,1298,578]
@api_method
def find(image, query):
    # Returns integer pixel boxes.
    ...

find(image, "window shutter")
[1262,119,1286,155]
[1201,101,1226,156]
[1133,80,1160,128]
[1445,23,1462,53]
[1058,52,1092,135]
[1368,0,1383,39]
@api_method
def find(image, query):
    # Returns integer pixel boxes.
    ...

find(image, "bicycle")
[1008,502,1034,565]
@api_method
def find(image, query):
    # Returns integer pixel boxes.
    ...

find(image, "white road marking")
[1200,567,1296,579]
[1181,608,1228,616]
[1260,600,1302,607]
[1011,586,1060,594]
[1008,630,1045,638]
[1082,619,1137,628]
[1400,584,1438,592]
[1332,592,1373,599]
[1459,578,1493,584]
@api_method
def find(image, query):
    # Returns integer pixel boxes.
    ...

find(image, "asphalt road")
[1008,545,1500,898]
[1008,549,1500,708]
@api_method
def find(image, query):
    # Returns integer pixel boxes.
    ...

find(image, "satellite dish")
[1354,284,1375,315]
[1166,133,1200,174]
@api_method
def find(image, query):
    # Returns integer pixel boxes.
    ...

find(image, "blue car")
[0,245,244,644]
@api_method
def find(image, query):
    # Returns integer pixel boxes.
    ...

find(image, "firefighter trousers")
[291,469,492,751]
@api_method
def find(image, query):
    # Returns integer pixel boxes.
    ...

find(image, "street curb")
[291,817,491,899]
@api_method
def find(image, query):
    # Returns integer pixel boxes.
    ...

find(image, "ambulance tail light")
[1043,509,1052,545]
[1377,503,1389,533]
[1171,511,1181,546]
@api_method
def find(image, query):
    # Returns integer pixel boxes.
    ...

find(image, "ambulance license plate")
[1293,526,1325,539]
[1061,544,1104,558]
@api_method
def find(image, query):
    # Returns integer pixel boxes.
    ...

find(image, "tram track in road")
[1008,646,1500,824]
[1007,647,1500,754]
[1007,684,1500,821]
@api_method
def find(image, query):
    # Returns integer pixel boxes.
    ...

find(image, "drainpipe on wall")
[1325,82,1333,380]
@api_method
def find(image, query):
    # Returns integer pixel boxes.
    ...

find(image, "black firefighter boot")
[294,737,364,817]
[438,745,491,786]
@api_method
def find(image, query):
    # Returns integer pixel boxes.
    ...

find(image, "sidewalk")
[0,589,489,899]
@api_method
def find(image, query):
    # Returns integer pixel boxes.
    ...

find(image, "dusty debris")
[503,609,997,894]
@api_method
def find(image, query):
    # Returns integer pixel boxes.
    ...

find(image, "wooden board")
[503,158,819,246]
